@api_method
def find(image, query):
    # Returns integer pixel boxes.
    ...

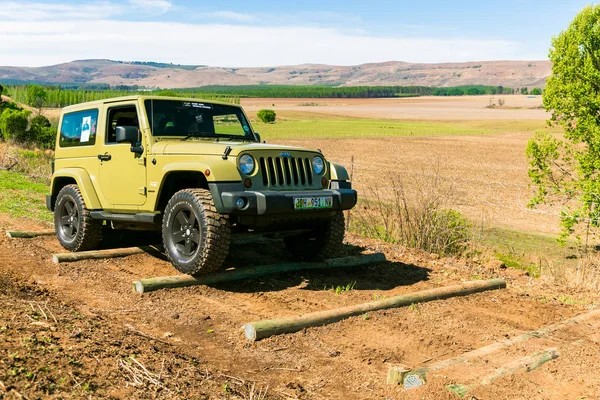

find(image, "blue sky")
[0,0,592,67]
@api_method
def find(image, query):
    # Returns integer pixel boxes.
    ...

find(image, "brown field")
[4,96,599,400]
[250,96,561,237]
[242,95,548,121]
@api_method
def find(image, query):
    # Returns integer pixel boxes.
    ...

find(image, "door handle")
[98,154,112,161]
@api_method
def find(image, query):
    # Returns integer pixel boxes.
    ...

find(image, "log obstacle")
[446,347,560,397]
[52,246,158,264]
[133,253,386,294]
[6,229,55,238]
[244,278,506,341]
[393,307,600,388]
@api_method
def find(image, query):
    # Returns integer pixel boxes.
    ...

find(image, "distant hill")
[0,59,551,89]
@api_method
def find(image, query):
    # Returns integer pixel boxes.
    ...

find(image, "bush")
[0,108,31,142]
[352,173,471,256]
[257,109,276,123]
[29,115,55,149]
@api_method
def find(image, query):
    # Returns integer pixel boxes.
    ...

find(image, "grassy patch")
[0,170,52,223]
[251,112,551,139]
[481,226,580,277]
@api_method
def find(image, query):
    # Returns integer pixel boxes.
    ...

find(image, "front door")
[98,104,147,207]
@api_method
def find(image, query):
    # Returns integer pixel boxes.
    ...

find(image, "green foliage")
[0,108,31,141]
[527,4,600,239]
[3,85,241,107]
[175,84,513,98]
[29,115,55,149]
[531,88,543,95]
[256,109,276,123]
[25,85,47,112]
[520,87,529,95]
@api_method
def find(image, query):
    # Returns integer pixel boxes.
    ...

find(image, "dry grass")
[545,254,600,292]
[351,168,471,256]
[0,143,52,183]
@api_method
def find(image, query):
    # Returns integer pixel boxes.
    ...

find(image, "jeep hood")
[152,141,320,157]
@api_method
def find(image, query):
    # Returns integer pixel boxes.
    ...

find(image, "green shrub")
[0,108,31,142]
[257,109,276,123]
[29,115,55,149]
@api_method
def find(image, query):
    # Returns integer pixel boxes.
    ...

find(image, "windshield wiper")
[181,132,211,141]
[225,135,256,142]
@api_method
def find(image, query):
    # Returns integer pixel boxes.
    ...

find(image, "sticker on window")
[183,102,212,109]
[80,116,92,142]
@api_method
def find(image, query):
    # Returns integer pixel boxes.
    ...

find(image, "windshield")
[144,99,255,140]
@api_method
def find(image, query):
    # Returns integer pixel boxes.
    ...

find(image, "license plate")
[294,196,333,210]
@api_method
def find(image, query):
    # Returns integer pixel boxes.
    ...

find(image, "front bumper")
[209,183,357,215]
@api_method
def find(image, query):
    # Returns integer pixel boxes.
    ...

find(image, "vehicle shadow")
[210,240,431,293]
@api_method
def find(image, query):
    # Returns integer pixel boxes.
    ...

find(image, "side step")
[89,211,161,224]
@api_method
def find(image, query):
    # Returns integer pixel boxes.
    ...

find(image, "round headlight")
[239,154,255,175]
[312,156,325,175]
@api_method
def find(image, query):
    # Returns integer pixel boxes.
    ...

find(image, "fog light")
[322,177,328,188]
[244,178,253,188]
[236,197,246,209]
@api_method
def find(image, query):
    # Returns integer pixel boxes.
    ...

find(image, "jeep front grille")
[259,156,313,188]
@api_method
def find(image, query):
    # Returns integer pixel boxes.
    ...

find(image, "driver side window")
[106,105,139,144]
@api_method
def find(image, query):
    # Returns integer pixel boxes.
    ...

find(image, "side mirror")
[116,126,139,144]
[254,132,261,143]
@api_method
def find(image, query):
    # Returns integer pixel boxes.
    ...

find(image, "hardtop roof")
[61,95,242,113]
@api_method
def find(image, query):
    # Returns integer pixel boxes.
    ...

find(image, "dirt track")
[2,214,600,399]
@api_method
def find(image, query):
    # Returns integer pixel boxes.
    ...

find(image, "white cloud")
[0,1,123,21]
[128,0,172,14]
[205,11,257,22]
[0,1,535,68]
[0,20,530,68]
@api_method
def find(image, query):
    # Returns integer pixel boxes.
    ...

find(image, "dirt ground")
[241,96,547,121]
[1,213,600,399]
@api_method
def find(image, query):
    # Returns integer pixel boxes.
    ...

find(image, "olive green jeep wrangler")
[46,96,357,275]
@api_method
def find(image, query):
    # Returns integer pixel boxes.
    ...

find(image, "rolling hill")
[0,59,551,89]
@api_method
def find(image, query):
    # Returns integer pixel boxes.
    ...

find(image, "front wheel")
[284,211,345,260]
[162,189,230,275]
[54,184,103,251]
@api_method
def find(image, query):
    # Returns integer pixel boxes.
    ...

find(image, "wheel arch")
[50,168,102,211]
[155,170,209,212]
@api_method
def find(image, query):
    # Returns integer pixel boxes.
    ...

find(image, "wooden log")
[133,253,386,294]
[244,278,506,341]
[398,307,600,388]
[446,348,560,397]
[6,229,55,238]
[52,246,154,264]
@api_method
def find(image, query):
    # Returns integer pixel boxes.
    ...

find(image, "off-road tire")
[162,189,230,275]
[284,211,345,260]
[54,184,103,252]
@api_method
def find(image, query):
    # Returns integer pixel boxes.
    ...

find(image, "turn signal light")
[244,178,253,188]
[322,177,328,188]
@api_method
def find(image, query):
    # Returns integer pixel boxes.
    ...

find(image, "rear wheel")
[284,211,345,260]
[54,184,103,251]
[162,189,230,275]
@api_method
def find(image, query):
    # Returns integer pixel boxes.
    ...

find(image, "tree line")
[0,83,543,107]
[173,84,541,98]
[3,85,241,108]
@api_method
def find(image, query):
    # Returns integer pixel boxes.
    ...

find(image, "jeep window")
[106,105,139,143]
[144,99,254,140]
[59,109,98,147]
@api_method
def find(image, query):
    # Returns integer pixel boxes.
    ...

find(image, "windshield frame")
[143,98,258,142]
